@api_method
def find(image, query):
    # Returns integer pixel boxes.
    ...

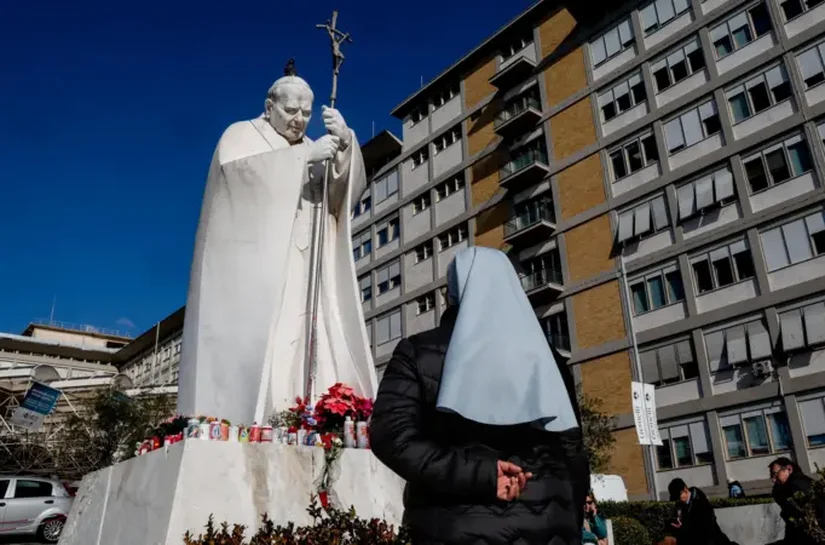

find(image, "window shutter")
[618,19,634,45]
[677,183,695,220]
[676,340,693,364]
[714,169,735,202]
[658,344,680,381]
[665,119,685,152]
[618,211,634,242]
[604,27,621,57]
[781,309,805,351]
[591,38,608,65]
[667,49,686,68]
[641,350,661,383]
[726,325,748,365]
[800,399,825,437]
[681,108,704,146]
[747,320,772,360]
[389,261,401,279]
[695,175,715,209]
[803,303,825,345]
[705,330,726,372]
[389,311,402,340]
[690,422,710,455]
[782,219,813,264]
[652,196,669,230]
[765,65,788,90]
[634,201,652,236]
[760,228,790,272]
[797,49,823,82]
[805,211,825,235]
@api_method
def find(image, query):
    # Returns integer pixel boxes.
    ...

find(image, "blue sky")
[0,0,532,337]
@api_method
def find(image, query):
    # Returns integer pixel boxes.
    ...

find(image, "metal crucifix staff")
[303,10,353,402]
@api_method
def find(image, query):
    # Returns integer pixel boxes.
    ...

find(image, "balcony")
[503,202,556,247]
[499,147,550,192]
[489,55,536,91]
[521,267,563,305]
[494,95,542,139]
[548,333,571,356]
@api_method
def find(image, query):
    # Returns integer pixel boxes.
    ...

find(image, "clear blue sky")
[0,0,532,337]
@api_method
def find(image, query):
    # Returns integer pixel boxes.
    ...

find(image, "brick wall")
[463,57,497,110]
[475,201,510,249]
[580,350,633,415]
[564,214,615,283]
[609,428,649,497]
[571,280,626,349]
[557,153,605,221]
[544,48,588,107]
[550,99,596,162]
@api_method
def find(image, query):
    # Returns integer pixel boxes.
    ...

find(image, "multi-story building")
[116,0,825,500]
[352,0,825,501]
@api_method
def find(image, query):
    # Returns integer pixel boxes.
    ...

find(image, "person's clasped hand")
[496,460,532,501]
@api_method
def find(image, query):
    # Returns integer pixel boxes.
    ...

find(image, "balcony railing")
[504,202,556,237]
[501,147,549,179]
[495,95,542,127]
[521,268,563,292]
[548,333,571,353]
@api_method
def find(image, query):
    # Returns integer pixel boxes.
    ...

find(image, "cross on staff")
[303,10,353,402]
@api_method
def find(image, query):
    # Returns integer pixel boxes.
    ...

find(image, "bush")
[182,499,410,545]
[599,497,774,543]
[611,516,650,545]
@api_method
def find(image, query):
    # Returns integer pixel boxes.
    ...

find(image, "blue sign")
[10,381,62,431]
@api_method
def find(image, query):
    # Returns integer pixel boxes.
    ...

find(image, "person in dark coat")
[769,457,824,544]
[667,478,736,545]
[370,247,590,545]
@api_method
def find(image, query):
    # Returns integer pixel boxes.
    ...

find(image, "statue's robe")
[177,118,377,425]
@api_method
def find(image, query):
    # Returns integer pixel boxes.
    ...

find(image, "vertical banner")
[9,381,62,431]
[631,381,650,445]
[643,382,663,446]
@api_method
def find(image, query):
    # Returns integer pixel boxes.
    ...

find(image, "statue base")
[58,440,405,545]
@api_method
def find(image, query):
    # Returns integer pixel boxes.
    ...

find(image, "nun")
[371,246,590,545]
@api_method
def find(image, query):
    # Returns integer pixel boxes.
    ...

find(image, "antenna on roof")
[372,121,375,138]
[420,75,424,88]
[49,295,56,325]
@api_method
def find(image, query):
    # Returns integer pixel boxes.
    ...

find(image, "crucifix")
[303,10,354,402]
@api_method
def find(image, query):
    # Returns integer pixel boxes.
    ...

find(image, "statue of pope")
[177,64,377,425]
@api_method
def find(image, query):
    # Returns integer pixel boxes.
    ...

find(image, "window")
[664,100,721,153]
[0,480,8,498]
[414,242,432,263]
[598,73,647,121]
[797,42,825,89]
[13,479,53,499]
[743,135,813,193]
[520,249,563,289]
[690,239,754,293]
[411,147,428,169]
[416,293,436,315]
[641,339,698,386]
[760,210,825,271]
[616,195,670,245]
[439,286,449,308]
[359,275,372,303]
[433,83,459,109]
[410,104,427,125]
[434,126,461,154]
[608,132,659,180]
[630,266,685,315]
[375,309,402,345]
[375,216,400,247]
[705,319,772,373]
[710,4,772,59]
[544,312,571,351]
[352,189,371,218]
[352,230,372,261]
[780,0,825,21]
[725,65,792,124]
[676,167,736,221]
[435,174,465,201]
[651,38,706,92]
[373,169,399,204]
[590,18,635,67]
[657,420,713,470]
[502,33,533,59]
[438,224,468,251]
[412,193,431,215]
[720,407,791,459]
[376,261,401,294]
[640,0,691,35]
[780,301,825,352]
[799,396,825,447]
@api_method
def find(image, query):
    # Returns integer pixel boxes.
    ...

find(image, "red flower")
[318,490,329,510]
[288,426,298,434]
[321,433,335,451]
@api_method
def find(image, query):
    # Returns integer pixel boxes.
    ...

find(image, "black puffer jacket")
[371,307,590,545]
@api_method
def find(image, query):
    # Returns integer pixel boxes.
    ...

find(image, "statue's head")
[265,59,314,144]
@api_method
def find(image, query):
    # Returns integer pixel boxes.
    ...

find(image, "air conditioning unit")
[751,361,773,379]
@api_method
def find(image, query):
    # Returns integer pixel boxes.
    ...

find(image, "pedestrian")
[727,477,745,499]
[667,478,737,545]
[582,491,608,545]
[769,457,825,544]
[370,247,590,545]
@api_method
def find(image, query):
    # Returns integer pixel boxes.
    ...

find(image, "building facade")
[116,0,825,500]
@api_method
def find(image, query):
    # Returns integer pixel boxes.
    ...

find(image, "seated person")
[582,491,608,545]
[668,478,737,545]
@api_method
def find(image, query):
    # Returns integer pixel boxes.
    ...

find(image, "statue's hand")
[307,134,341,164]
[321,106,352,150]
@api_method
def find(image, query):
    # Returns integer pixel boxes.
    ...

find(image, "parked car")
[0,475,74,543]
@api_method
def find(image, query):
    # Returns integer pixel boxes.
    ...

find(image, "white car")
[0,475,73,543]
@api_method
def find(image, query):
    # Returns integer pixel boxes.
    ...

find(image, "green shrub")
[611,516,650,545]
[599,497,774,543]
[182,499,410,545]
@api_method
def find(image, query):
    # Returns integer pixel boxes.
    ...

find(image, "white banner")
[631,381,662,446]
[643,382,663,446]
[631,382,649,445]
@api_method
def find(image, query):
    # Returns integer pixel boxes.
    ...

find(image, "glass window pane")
[665,118,685,153]
[729,93,751,122]
[766,149,791,184]
[611,149,628,179]
[724,424,747,458]
[641,350,661,383]
[666,270,685,302]
[591,38,607,65]
[656,0,676,23]
[674,436,693,466]
[693,259,714,293]
[658,439,674,469]
[654,64,671,90]
[618,19,634,46]
[787,142,813,176]
[744,415,770,455]
[797,48,824,86]
[744,157,769,192]
[642,135,659,163]
[641,3,659,32]
[632,282,650,314]
[713,254,735,287]
[604,28,621,57]
[681,109,704,146]
[749,3,772,37]
[626,141,643,172]
[648,275,667,308]
[768,412,792,451]
[715,35,734,58]
[800,399,825,446]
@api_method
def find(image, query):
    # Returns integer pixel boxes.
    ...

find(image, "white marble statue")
[177,64,377,425]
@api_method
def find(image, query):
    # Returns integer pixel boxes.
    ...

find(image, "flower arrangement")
[313,382,373,434]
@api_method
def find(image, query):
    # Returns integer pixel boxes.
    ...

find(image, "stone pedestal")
[58,440,405,545]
